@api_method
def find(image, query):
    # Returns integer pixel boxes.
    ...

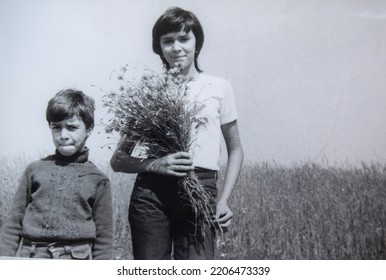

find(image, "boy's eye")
[68,126,78,131]
[51,125,61,130]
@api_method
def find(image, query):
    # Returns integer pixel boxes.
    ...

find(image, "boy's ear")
[86,127,93,138]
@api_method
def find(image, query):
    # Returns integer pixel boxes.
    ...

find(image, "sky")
[1,0,386,167]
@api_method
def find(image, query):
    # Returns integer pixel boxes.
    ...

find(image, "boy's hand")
[214,200,233,232]
[146,151,194,177]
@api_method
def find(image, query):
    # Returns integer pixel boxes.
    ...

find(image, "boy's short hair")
[46,89,95,129]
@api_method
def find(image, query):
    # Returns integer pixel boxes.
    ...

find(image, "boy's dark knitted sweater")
[0,148,113,259]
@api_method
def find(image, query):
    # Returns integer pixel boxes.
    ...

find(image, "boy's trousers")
[129,168,218,260]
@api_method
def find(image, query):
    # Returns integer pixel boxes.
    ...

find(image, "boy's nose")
[60,129,70,139]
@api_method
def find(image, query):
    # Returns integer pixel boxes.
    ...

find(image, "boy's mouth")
[58,144,76,151]
[59,143,74,147]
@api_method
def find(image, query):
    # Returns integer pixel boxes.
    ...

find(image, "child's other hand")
[214,200,233,232]
[146,151,194,177]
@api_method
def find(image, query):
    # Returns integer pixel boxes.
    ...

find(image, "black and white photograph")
[0,0,385,277]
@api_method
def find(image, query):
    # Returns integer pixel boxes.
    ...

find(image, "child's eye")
[68,126,78,131]
[162,39,173,45]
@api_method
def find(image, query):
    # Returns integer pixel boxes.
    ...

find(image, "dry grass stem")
[102,65,216,244]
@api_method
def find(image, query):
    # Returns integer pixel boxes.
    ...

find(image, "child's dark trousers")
[129,168,218,260]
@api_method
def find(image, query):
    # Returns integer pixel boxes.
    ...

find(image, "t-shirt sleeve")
[219,79,238,125]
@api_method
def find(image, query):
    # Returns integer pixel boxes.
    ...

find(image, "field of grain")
[1,155,385,259]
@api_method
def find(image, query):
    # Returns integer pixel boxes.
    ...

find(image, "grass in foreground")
[1,156,385,259]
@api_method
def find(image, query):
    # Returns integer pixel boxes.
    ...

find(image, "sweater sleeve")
[91,178,113,260]
[0,169,29,256]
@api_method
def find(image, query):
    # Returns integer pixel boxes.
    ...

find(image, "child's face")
[50,115,92,157]
[160,29,196,71]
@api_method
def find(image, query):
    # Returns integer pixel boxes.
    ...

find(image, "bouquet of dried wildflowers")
[103,65,217,246]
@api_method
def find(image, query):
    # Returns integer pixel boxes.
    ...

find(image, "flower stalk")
[103,65,216,245]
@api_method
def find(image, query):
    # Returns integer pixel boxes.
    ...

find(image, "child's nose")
[60,129,70,139]
[171,41,182,51]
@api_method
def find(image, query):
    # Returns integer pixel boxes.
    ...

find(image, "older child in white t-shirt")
[110,7,244,260]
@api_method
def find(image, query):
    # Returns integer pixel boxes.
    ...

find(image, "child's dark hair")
[46,89,95,129]
[152,7,204,72]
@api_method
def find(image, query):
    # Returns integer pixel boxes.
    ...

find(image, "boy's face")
[50,115,92,157]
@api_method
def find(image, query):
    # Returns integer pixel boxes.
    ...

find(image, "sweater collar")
[54,147,89,163]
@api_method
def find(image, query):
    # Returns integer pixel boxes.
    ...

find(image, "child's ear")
[86,127,93,138]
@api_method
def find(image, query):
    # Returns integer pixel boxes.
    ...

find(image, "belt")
[193,167,218,179]
[194,167,216,173]
[22,238,91,248]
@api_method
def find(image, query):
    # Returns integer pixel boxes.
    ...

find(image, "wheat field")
[1,155,385,259]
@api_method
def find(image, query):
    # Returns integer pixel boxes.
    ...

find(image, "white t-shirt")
[187,74,238,171]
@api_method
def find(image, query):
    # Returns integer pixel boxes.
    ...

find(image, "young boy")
[0,89,113,259]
